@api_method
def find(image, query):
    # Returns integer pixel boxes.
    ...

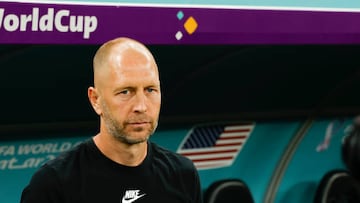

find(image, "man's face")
[97,47,161,144]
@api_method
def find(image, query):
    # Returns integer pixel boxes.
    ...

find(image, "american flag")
[177,122,255,170]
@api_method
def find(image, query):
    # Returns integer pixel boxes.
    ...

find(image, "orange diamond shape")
[184,16,198,35]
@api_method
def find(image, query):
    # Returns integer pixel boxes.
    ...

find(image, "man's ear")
[88,87,102,115]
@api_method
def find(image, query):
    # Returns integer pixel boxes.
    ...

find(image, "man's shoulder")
[21,138,94,201]
[44,138,92,171]
[149,142,195,169]
[149,141,180,157]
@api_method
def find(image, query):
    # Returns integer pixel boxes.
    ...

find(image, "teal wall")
[275,118,350,203]
[195,121,301,203]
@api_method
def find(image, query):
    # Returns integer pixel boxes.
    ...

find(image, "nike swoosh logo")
[122,194,146,203]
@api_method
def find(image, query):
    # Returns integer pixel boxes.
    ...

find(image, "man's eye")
[146,88,155,93]
[119,90,129,95]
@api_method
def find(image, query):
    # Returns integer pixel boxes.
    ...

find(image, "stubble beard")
[101,102,158,145]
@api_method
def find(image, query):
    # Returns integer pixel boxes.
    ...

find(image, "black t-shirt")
[20,138,202,203]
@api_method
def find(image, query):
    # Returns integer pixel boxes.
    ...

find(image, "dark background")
[1,44,360,137]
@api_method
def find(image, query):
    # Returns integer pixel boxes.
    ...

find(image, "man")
[20,37,203,203]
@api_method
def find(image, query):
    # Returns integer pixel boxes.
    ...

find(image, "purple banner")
[1,1,360,44]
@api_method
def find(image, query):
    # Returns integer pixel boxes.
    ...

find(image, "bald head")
[92,37,158,88]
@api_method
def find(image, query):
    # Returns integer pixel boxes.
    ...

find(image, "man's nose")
[133,92,147,113]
